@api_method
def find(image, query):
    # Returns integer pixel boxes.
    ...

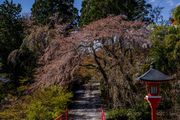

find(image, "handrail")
[55,109,68,120]
[101,108,106,120]
[55,108,105,120]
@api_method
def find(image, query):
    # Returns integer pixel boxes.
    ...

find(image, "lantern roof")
[137,66,173,82]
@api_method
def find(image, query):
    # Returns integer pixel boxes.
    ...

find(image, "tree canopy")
[31,0,78,25]
[79,0,152,26]
[173,5,180,25]
[0,1,180,119]
[150,6,180,73]
[0,0,24,67]
[150,25,180,73]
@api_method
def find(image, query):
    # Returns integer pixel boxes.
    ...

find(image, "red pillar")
[101,108,105,120]
[65,109,68,120]
[150,104,157,120]
[145,96,161,120]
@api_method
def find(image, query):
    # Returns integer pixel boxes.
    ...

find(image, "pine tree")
[173,5,180,25]
[31,0,78,25]
[0,0,24,68]
[80,0,152,26]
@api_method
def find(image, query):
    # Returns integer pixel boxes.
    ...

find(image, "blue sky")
[0,0,179,20]
[147,0,180,20]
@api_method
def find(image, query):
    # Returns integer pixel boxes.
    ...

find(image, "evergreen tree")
[150,25,180,73]
[173,5,180,25]
[31,0,78,25]
[80,0,152,26]
[0,0,24,68]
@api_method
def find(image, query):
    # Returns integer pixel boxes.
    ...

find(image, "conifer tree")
[0,0,23,68]
[173,5,180,25]
[31,0,78,25]
[80,0,152,26]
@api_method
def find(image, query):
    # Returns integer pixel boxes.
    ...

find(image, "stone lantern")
[137,66,173,120]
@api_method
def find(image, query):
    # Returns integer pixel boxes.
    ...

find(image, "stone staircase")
[69,80,102,120]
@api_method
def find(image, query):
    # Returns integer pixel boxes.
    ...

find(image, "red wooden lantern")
[137,66,173,120]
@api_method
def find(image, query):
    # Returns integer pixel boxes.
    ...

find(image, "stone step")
[69,104,101,109]
[69,109,101,120]
[75,90,101,95]
[69,80,101,120]
[82,82,100,87]
[72,99,101,105]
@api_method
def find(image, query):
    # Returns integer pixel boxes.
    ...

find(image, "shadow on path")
[69,80,102,120]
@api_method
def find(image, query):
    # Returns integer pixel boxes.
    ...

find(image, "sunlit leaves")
[150,25,180,73]
[173,5,180,25]
[27,86,72,120]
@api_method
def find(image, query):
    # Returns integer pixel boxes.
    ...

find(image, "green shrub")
[149,25,180,73]
[0,86,72,120]
[106,102,150,120]
[26,86,72,120]
[107,108,143,120]
[0,83,5,101]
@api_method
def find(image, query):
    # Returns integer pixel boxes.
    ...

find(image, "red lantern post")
[137,66,173,120]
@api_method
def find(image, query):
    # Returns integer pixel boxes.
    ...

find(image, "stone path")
[69,80,102,120]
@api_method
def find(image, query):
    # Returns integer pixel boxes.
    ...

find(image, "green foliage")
[0,86,72,120]
[148,6,165,25]
[0,0,24,67]
[8,48,37,83]
[31,0,78,25]
[106,101,150,120]
[80,0,152,26]
[7,26,53,88]
[107,108,134,120]
[26,86,72,120]
[177,92,180,105]
[0,83,5,101]
[149,25,180,73]
[173,5,180,24]
[158,83,174,111]
[0,91,27,120]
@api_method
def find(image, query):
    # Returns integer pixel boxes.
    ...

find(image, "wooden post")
[55,109,68,120]
[145,96,161,120]
[65,109,68,120]
[151,107,157,120]
[101,108,105,120]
